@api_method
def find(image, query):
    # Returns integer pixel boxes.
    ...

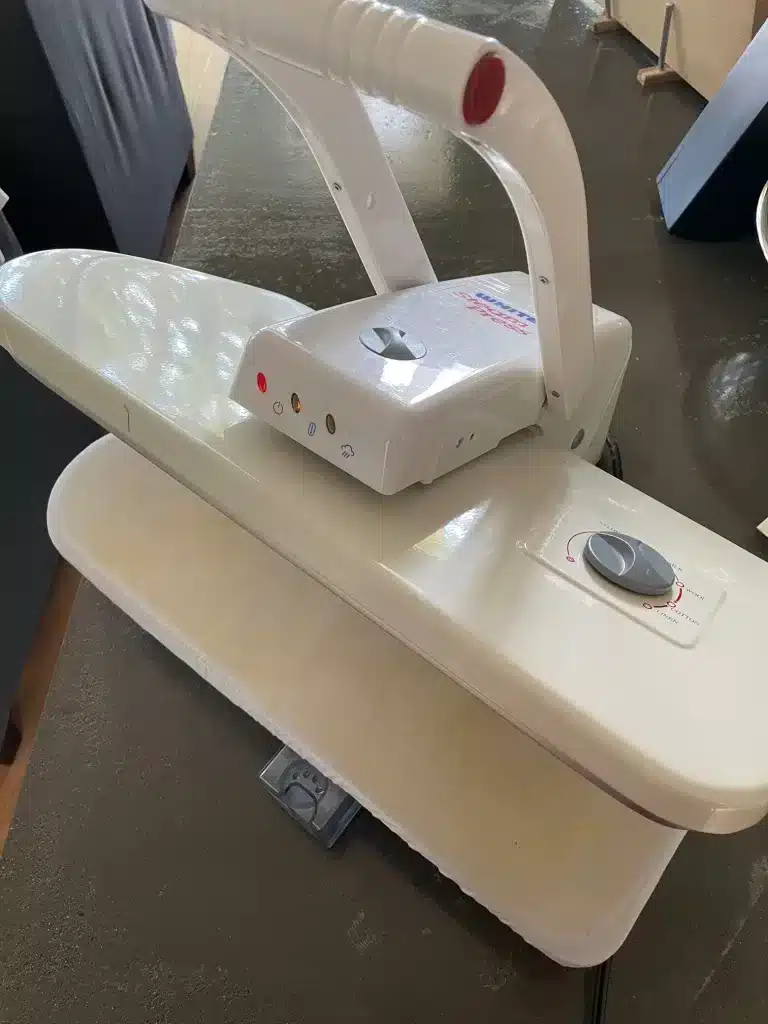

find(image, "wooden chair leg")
[592,16,620,34]
[637,66,681,89]
[0,561,80,854]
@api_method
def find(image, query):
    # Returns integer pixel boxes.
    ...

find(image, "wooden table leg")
[0,560,81,853]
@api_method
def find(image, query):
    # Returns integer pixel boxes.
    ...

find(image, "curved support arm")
[223,50,437,294]
[466,48,595,419]
[150,0,594,418]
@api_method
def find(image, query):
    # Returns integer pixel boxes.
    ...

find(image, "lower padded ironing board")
[47,434,684,967]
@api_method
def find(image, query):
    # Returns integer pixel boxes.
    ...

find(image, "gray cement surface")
[0,589,581,1022]
[4,0,768,1020]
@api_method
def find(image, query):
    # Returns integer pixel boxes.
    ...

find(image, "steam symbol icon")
[341,444,354,459]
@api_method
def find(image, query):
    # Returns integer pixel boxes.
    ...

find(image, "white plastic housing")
[4,250,768,834]
[230,274,629,493]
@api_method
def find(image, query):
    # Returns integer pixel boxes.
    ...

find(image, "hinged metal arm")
[150,0,595,419]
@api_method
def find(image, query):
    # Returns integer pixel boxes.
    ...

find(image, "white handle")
[152,0,497,128]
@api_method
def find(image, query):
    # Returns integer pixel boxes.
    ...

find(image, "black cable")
[597,435,623,480]
[583,957,612,1024]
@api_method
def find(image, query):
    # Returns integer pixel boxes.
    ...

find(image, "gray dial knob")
[584,532,676,597]
[360,326,426,360]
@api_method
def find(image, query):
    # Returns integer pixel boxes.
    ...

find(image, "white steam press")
[2,0,768,968]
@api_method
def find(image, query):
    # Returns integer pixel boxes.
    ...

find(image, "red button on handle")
[462,54,505,126]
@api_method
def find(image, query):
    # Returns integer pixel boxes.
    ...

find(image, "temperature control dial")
[584,532,676,597]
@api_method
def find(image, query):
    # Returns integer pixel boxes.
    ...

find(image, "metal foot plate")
[260,745,362,848]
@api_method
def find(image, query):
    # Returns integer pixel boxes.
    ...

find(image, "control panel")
[527,507,726,647]
[229,272,552,493]
[584,531,676,596]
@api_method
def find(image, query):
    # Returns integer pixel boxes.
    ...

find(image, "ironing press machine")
[2,0,768,969]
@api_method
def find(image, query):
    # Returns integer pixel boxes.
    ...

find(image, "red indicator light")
[257,372,267,393]
[462,54,505,126]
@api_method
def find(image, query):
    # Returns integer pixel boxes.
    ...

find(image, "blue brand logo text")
[474,292,536,324]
